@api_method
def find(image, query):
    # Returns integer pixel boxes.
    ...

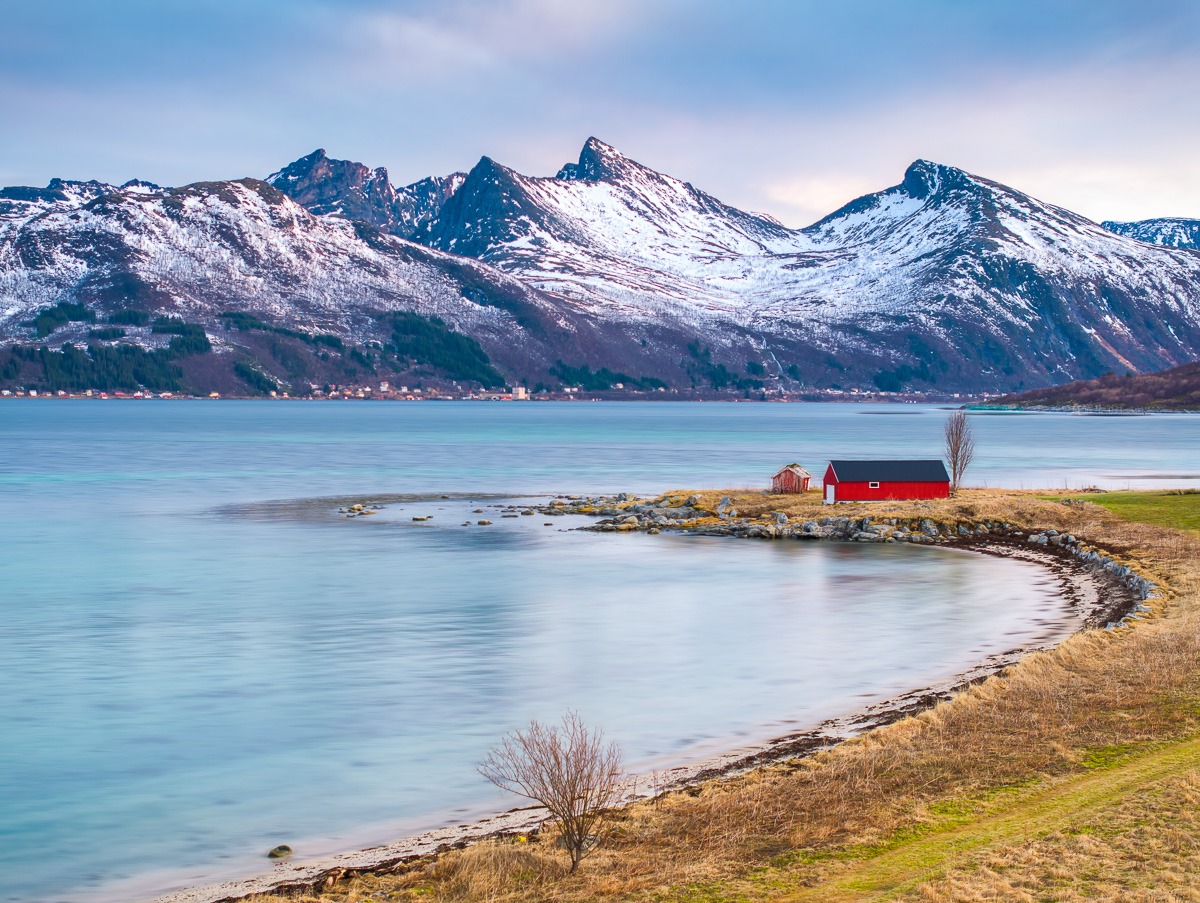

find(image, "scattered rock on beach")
[267,845,292,859]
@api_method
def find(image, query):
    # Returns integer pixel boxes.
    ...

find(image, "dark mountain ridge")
[267,149,465,239]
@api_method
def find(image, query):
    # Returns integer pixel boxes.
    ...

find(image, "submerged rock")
[267,845,293,859]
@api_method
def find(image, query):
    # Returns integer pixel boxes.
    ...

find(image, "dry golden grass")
[909,769,1200,902]
[252,490,1200,903]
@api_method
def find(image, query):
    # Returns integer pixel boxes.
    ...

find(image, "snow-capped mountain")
[1102,217,1200,251]
[0,176,630,390]
[267,149,465,239]
[401,140,1200,390]
[4,138,1200,395]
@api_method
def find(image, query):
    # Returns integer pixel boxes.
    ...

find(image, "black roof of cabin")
[827,460,949,482]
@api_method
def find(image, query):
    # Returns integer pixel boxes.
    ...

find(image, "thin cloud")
[2,0,1199,225]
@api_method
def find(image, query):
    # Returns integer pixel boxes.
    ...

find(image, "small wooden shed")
[822,460,950,504]
[772,464,812,494]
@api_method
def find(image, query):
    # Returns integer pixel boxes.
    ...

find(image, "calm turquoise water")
[1,401,1197,902]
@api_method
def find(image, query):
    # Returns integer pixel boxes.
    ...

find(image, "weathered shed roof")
[827,460,949,482]
[774,463,812,477]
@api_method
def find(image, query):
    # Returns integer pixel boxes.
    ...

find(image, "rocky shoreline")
[552,493,1153,627]
[154,492,1155,903]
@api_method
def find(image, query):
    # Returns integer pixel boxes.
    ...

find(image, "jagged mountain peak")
[267,148,381,195]
[414,137,804,269]
[803,158,1101,248]
[267,149,464,240]
[900,159,978,199]
[556,137,642,182]
[466,155,522,183]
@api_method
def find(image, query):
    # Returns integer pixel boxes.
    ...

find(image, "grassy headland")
[990,359,1200,409]
[1042,489,1200,534]
[250,489,1200,903]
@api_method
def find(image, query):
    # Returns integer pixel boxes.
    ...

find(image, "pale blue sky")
[3,0,1198,225]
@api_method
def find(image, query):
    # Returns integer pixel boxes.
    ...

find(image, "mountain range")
[2,138,1199,396]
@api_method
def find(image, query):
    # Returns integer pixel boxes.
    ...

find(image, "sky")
[3,0,1199,227]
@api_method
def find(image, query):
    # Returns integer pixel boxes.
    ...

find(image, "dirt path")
[778,733,1200,902]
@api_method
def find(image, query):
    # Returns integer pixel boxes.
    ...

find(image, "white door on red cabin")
[824,483,835,504]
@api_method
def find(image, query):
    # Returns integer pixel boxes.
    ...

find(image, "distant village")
[0,380,998,403]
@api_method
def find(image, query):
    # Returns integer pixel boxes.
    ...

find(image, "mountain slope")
[1102,217,1200,251]
[0,176,636,392]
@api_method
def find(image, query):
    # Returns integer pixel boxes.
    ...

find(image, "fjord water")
[2,402,1197,903]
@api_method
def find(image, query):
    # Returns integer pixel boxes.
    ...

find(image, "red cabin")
[822,460,950,504]
[772,463,812,494]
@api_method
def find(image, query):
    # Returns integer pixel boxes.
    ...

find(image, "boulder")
[852,531,885,542]
[267,845,293,859]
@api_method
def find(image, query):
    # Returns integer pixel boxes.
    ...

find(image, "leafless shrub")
[944,410,975,494]
[479,712,624,873]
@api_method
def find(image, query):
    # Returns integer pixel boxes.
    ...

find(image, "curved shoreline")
[150,509,1146,903]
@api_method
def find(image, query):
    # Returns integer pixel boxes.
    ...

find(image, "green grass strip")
[1042,490,1200,533]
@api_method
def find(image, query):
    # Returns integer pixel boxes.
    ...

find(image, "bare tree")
[944,410,975,494]
[479,712,624,873]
